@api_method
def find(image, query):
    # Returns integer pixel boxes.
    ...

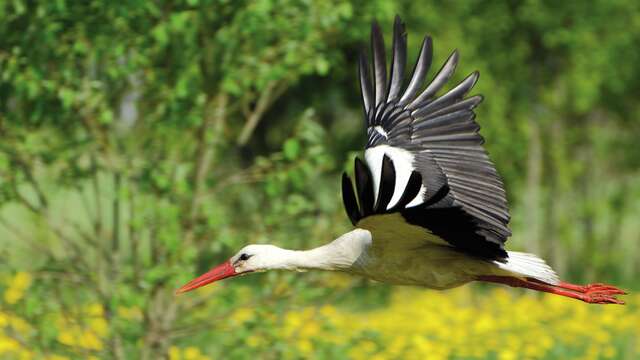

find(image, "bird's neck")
[269,228,372,271]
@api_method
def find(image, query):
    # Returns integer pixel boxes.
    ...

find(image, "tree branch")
[186,93,228,239]
[112,172,122,254]
[236,80,288,145]
[16,158,49,210]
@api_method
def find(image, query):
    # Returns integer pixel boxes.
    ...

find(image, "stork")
[178,16,626,304]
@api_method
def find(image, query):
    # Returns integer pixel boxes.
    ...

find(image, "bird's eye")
[239,253,251,261]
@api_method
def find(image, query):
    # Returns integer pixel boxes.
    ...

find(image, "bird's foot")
[557,281,627,296]
[577,292,625,305]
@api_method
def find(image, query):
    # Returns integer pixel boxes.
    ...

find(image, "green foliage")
[1,0,640,359]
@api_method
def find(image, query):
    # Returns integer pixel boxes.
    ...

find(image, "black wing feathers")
[359,54,374,118]
[422,184,450,207]
[399,36,432,106]
[342,173,360,226]
[412,71,479,119]
[371,22,388,108]
[375,155,396,212]
[402,206,508,259]
[422,95,483,121]
[345,158,425,223]
[387,16,407,102]
[406,50,459,110]
[388,171,423,212]
[346,16,511,260]
[354,157,374,217]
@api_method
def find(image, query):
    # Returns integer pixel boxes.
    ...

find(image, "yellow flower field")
[253,286,639,360]
[1,271,638,359]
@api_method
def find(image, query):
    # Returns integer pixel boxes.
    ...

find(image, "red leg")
[477,276,626,305]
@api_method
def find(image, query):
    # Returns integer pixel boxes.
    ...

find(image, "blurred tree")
[0,0,393,358]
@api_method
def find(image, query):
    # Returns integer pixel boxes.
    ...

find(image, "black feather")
[412,72,479,118]
[399,36,432,106]
[387,16,406,102]
[354,157,374,217]
[342,173,360,225]
[407,50,459,110]
[359,53,374,117]
[388,171,422,211]
[375,155,396,211]
[402,206,508,259]
[371,21,388,108]
[422,184,450,207]
[423,95,483,120]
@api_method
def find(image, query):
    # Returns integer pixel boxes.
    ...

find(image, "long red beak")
[176,261,237,294]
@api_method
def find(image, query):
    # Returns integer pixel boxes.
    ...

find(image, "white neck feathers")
[266,229,372,271]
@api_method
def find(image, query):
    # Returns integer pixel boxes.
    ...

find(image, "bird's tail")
[497,251,560,285]
[479,251,627,305]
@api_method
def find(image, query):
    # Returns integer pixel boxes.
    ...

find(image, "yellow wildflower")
[79,331,103,350]
[57,330,76,347]
[183,346,201,360]
[4,289,23,305]
[3,272,32,304]
[168,346,181,360]
[88,317,109,337]
[84,304,104,317]
[117,306,143,320]
[498,349,517,360]
[319,304,337,318]
[230,308,253,324]
[296,339,313,356]
[9,316,31,336]
[11,272,32,290]
[0,337,20,353]
[246,334,263,348]
[0,312,7,327]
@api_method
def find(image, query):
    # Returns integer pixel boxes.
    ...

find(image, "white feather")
[496,251,560,285]
[373,126,388,138]
[364,145,425,210]
[406,186,427,208]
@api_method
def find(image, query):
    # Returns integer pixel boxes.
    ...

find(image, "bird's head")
[176,244,285,294]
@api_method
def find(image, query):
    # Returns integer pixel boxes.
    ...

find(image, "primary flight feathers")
[343,16,511,260]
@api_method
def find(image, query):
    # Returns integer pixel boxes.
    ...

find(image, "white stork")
[178,16,626,304]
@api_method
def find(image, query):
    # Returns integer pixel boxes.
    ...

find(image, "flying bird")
[178,16,626,304]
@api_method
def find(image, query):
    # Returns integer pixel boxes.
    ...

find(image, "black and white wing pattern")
[342,16,511,260]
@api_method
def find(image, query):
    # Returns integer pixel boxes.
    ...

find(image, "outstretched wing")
[342,16,511,260]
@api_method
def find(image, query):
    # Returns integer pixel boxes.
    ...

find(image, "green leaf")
[151,24,168,45]
[283,139,300,160]
[58,87,74,109]
[315,57,330,75]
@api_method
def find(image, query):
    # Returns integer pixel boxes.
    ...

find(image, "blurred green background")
[1,1,640,359]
